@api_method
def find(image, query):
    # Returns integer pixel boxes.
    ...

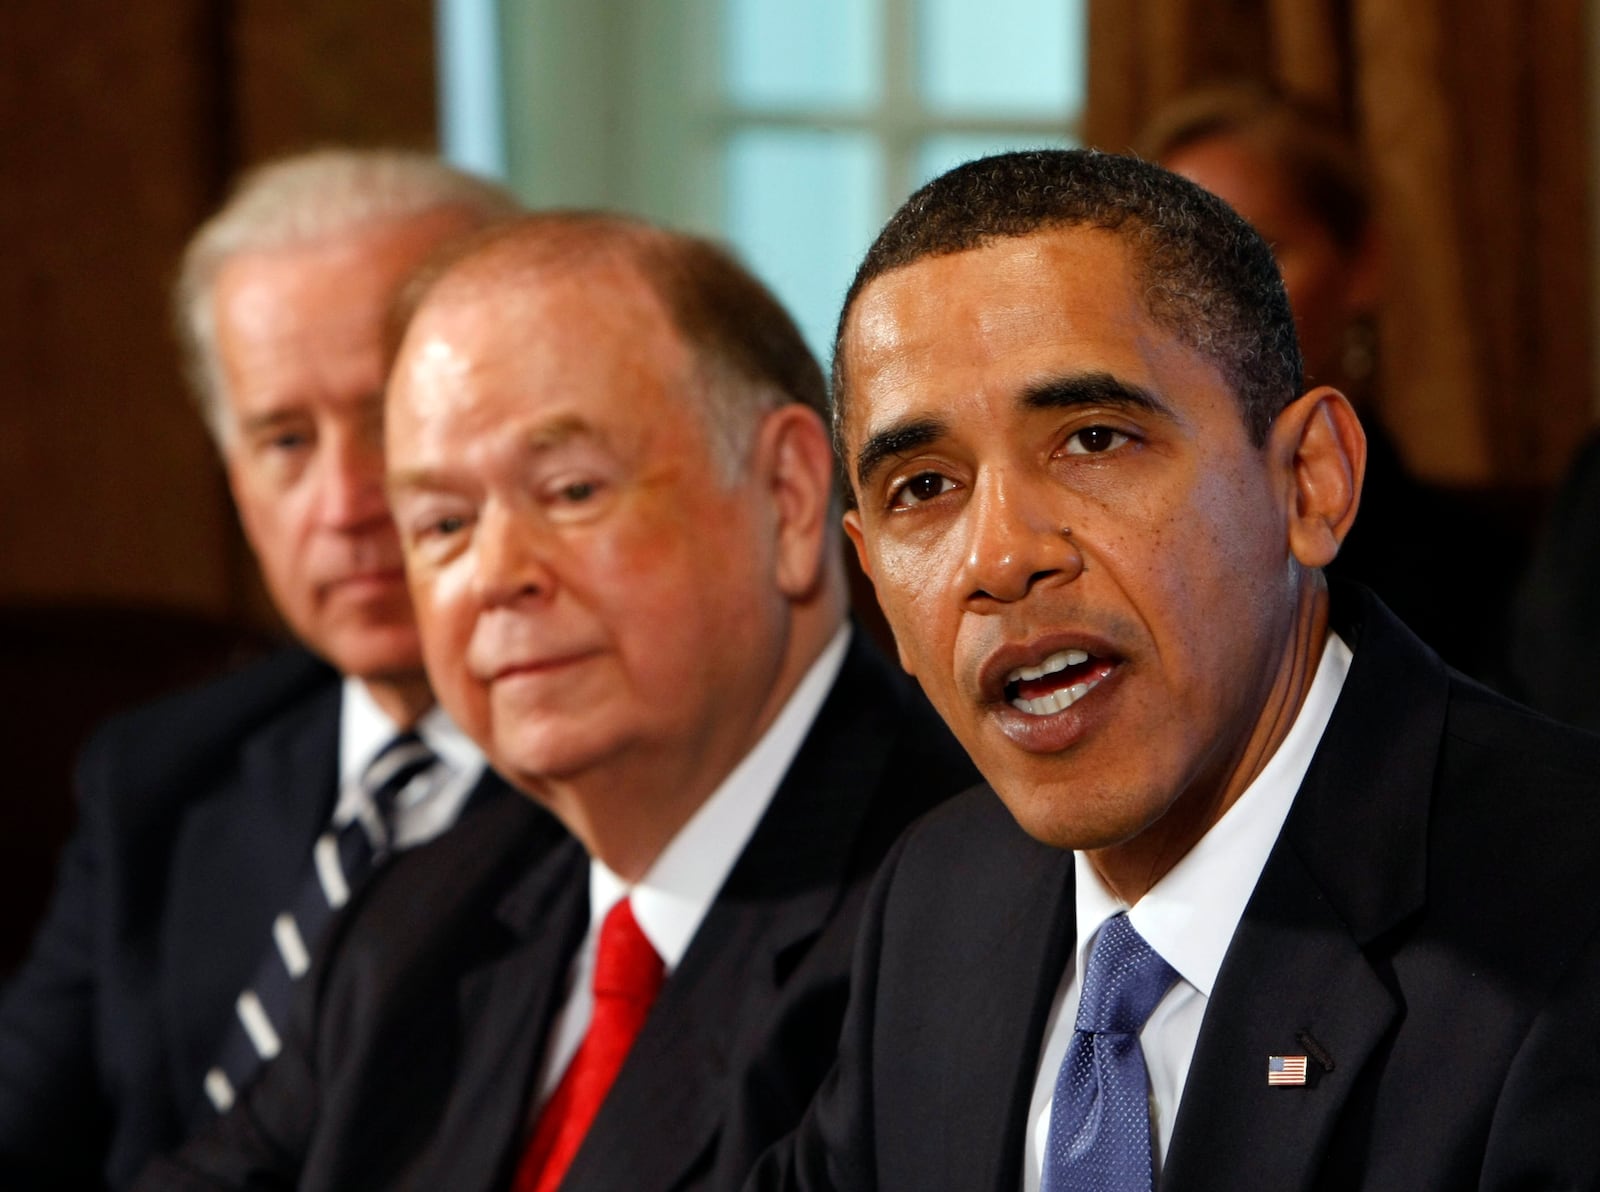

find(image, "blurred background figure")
[1507,427,1600,732]
[0,148,519,1191]
[1137,84,1511,677]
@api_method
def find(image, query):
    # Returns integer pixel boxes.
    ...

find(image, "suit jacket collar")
[1162,584,1446,1188]
[416,818,588,1191]
[936,816,1077,1191]
[568,630,910,1189]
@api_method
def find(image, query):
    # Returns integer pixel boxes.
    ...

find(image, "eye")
[537,470,613,522]
[888,470,957,509]
[398,503,474,550]
[267,430,311,452]
[1063,426,1130,455]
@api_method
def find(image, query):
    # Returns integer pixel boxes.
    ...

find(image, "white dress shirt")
[334,678,487,848]
[531,624,852,1108]
[1023,632,1353,1190]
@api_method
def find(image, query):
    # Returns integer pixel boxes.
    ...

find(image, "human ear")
[1273,386,1366,568]
[758,404,837,599]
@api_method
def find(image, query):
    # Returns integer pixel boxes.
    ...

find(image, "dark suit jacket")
[1509,429,1600,732]
[136,632,978,1192]
[754,588,1600,1190]
[0,649,511,1191]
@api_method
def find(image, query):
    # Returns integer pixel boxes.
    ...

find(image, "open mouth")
[1004,648,1114,715]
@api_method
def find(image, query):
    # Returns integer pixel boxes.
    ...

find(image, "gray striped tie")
[200,731,436,1114]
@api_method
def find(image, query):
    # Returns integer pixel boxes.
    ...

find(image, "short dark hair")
[833,149,1301,455]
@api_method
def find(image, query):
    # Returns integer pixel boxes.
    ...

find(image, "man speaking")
[754,150,1600,1189]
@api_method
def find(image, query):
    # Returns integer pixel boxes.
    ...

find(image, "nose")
[470,503,557,608]
[317,426,391,532]
[962,471,1082,605]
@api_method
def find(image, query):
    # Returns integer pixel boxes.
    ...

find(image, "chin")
[322,627,427,686]
[490,727,621,792]
[990,777,1156,853]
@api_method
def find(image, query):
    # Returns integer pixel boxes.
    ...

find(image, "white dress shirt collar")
[1085,630,1354,997]
[586,624,852,971]
[529,626,854,1111]
[1024,631,1353,1190]
[335,678,487,846]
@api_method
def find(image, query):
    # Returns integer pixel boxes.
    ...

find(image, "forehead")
[389,257,703,454]
[216,214,465,336]
[842,228,1209,437]
[214,215,466,402]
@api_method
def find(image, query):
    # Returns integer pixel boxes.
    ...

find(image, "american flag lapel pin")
[1268,1055,1309,1086]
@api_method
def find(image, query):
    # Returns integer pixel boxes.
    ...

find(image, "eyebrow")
[1021,371,1172,419]
[853,416,949,493]
[236,408,308,438]
[387,417,609,497]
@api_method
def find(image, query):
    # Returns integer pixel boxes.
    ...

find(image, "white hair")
[175,147,520,441]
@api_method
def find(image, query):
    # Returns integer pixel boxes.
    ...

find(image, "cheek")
[1154,472,1286,667]
[409,569,476,689]
[865,533,965,681]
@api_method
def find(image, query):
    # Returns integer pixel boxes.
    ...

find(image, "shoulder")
[73,647,340,840]
[305,790,577,995]
[816,629,979,803]
[1428,675,1600,929]
[1439,672,1600,792]
[327,793,576,967]
[883,780,1068,902]
[78,647,336,777]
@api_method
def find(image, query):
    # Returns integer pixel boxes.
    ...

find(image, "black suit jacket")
[1509,429,1600,731]
[754,589,1600,1190]
[137,631,978,1192]
[0,649,511,1191]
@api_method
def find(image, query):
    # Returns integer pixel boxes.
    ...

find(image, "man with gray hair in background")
[0,148,520,1189]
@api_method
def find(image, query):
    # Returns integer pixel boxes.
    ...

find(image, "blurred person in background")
[1507,426,1600,732]
[0,148,519,1189]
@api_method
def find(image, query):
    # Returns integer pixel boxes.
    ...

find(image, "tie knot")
[363,731,436,818]
[1075,913,1179,1036]
[593,898,664,1006]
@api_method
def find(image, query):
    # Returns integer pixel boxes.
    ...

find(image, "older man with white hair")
[0,148,520,1190]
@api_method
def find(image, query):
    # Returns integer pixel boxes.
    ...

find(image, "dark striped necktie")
[201,731,437,1114]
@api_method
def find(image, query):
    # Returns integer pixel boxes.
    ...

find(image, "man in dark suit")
[751,150,1600,1190]
[137,213,976,1191]
[0,149,520,1190]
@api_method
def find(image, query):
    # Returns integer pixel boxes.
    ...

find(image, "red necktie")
[514,897,665,1192]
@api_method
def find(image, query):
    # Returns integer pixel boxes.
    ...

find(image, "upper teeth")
[1007,648,1089,685]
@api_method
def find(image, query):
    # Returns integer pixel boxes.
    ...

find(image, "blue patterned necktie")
[1041,912,1180,1191]
[200,731,436,1114]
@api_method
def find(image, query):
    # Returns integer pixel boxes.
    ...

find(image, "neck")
[360,673,435,729]
[1087,580,1330,905]
[535,600,848,883]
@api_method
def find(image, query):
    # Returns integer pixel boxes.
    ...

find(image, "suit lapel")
[162,679,341,1111]
[1163,589,1445,1189]
[562,634,921,1191]
[933,835,1076,1191]
[421,833,589,1191]
[1161,850,1401,1190]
